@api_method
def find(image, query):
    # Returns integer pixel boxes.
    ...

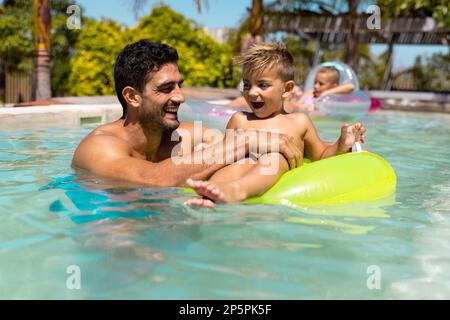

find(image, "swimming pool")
[1,105,449,299]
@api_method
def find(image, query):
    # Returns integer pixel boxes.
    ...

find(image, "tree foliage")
[67,18,125,96]
[2,1,448,96]
[412,53,450,91]
[129,4,239,88]
[0,0,82,95]
[2,3,239,98]
[282,34,315,85]
[376,0,450,28]
[0,0,34,72]
[66,4,239,96]
[50,0,82,96]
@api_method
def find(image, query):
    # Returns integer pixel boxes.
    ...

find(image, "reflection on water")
[0,110,449,298]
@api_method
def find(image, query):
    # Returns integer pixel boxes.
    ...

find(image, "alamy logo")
[366,5,381,30]
[66,265,81,290]
[366,265,381,290]
[66,5,81,30]
[169,122,281,175]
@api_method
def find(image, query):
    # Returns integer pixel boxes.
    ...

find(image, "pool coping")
[0,104,123,127]
[2,87,450,128]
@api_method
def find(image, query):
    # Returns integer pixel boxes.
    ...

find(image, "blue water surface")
[0,107,449,299]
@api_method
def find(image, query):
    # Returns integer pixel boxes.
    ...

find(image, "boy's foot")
[184,178,246,208]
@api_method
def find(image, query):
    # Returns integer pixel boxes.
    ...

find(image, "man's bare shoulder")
[72,124,132,169]
[81,122,130,148]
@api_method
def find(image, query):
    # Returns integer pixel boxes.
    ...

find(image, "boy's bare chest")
[245,116,305,147]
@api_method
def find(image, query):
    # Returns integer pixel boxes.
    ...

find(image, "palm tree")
[345,0,359,71]
[241,0,264,53]
[32,0,51,101]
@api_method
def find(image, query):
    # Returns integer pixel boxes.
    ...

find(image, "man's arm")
[72,134,246,187]
[72,128,303,187]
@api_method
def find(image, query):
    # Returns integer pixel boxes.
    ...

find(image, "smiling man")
[72,40,303,187]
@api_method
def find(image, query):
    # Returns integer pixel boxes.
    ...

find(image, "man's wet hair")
[114,40,179,118]
[316,66,340,84]
[233,42,295,82]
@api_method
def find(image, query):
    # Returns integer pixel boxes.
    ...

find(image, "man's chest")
[155,130,197,161]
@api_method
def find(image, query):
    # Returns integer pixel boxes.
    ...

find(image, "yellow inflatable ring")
[243,152,396,205]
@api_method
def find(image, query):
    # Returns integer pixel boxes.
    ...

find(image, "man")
[72,40,303,186]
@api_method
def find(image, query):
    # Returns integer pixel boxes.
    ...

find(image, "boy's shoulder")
[231,110,250,117]
[227,111,252,129]
[229,110,255,122]
[284,112,315,132]
[286,111,312,124]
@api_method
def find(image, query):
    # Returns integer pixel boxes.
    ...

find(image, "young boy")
[185,43,365,208]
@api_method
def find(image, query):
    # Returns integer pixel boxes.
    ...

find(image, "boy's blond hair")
[233,42,295,81]
[316,66,340,84]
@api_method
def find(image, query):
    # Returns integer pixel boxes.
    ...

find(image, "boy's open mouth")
[251,102,265,109]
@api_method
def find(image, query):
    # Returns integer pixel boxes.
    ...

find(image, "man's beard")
[161,116,180,130]
[140,109,180,131]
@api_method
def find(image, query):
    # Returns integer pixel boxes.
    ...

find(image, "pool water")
[0,107,449,299]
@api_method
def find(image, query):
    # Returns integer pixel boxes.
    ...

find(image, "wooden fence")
[5,70,32,104]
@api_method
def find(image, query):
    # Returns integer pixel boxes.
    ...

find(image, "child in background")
[291,66,356,112]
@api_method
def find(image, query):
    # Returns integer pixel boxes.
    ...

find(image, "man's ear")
[282,80,296,99]
[122,86,142,110]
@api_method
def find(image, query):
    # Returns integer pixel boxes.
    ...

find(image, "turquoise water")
[0,107,449,299]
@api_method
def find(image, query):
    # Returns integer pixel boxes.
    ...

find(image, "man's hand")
[244,130,303,170]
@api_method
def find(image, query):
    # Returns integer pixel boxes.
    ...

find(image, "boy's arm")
[322,83,355,96]
[301,114,351,161]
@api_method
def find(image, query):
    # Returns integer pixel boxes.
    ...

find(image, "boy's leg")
[185,153,289,207]
[185,158,256,208]
[230,152,289,198]
[208,157,256,182]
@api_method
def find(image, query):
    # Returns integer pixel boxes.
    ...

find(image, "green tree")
[66,4,239,96]
[50,0,82,97]
[33,0,52,100]
[0,1,35,73]
[128,4,238,88]
[412,53,450,91]
[282,34,315,85]
[67,18,125,96]
[358,45,387,89]
[0,0,83,100]
[377,0,450,28]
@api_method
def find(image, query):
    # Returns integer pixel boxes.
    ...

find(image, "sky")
[62,0,450,69]
[75,0,252,29]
